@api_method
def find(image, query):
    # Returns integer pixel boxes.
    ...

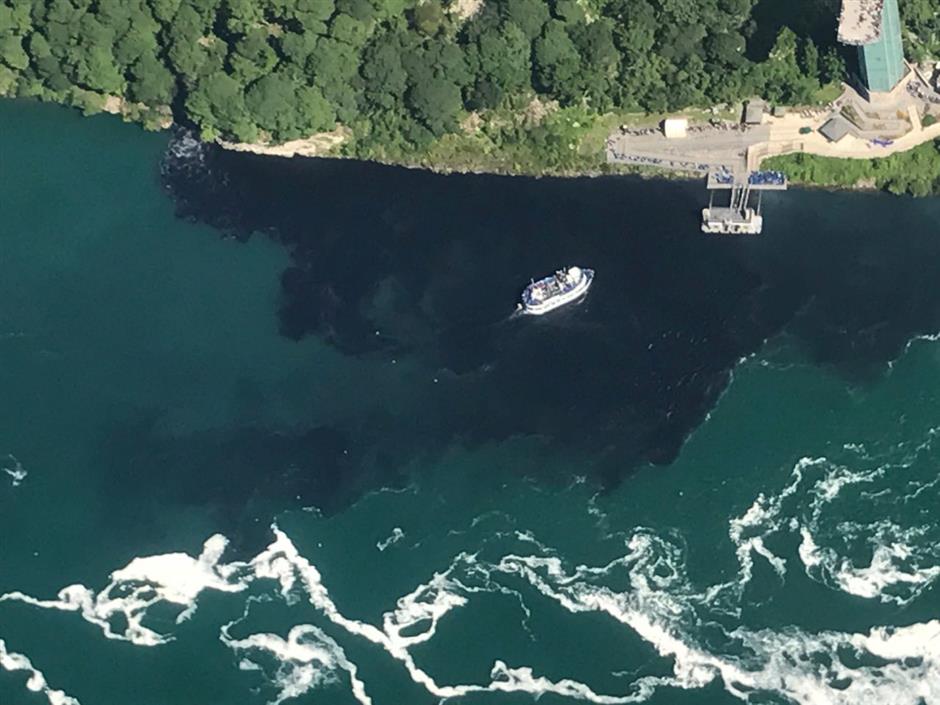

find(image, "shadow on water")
[160,135,940,532]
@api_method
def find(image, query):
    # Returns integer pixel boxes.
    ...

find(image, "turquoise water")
[1,101,939,705]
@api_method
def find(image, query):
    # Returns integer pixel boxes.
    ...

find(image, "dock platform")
[702,171,787,234]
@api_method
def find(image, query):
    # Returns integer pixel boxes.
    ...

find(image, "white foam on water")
[2,453,27,486]
[798,525,940,605]
[6,438,939,705]
[487,660,667,703]
[0,534,247,645]
[726,456,816,587]
[221,623,371,705]
[240,529,680,703]
[810,459,884,504]
[6,522,938,705]
[513,529,553,554]
[494,535,720,696]
[494,531,940,705]
[0,638,81,705]
[376,527,404,552]
[727,446,940,607]
[896,330,940,363]
[727,621,940,705]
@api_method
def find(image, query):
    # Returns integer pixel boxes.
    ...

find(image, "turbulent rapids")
[3,422,939,705]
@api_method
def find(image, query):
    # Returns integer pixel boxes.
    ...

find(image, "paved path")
[754,89,940,166]
[607,73,940,176]
[607,126,770,175]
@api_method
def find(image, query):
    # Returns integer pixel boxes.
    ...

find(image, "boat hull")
[521,269,594,315]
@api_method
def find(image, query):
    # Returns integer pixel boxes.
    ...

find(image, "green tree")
[245,72,336,138]
[27,32,72,92]
[0,64,16,94]
[552,0,583,23]
[222,0,264,34]
[279,30,319,69]
[336,0,376,23]
[167,34,226,82]
[610,0,655,61]
[705,32,745,67]
[287,0,335,33]
[799,38,819,79]
[468,20,530,102]
[901,0,940,59]
[413,1,444,36]
[501,0,550,40]
[0,34,28,70]
[74,45,125,93]
[129,52,175,103]
[570,19,619,106]
[361,32,408,110]
[186,70,255,139]
[659,23,706,63]
[330,13,368,47]
[407,75,461,135]
[819,48,844,85]
[148,0,183,24]
[761,27,817,104]
[45,0,83,27]
[533,20,580,100]
[307,36,362,122]
[114,24,160,68]
[0,3,31,35]
[229,29,277,84]
[425,39,471,88]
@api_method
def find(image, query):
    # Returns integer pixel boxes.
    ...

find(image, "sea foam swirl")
[2,509,938,705]
[3,424,939,705]
[0,638,80,705]
[728,434,940,607]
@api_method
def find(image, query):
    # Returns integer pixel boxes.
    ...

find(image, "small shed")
[744,100,766,125]
[819,116,851,142]
[772,105,787,118]
[663,118,688,139]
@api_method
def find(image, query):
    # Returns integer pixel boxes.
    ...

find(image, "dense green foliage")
[0,0,850,146]
[0,0,934,170]
[764,140,940,197]
[901,0,940,61]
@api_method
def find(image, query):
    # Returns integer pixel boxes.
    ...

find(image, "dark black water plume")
[161,138,940,497]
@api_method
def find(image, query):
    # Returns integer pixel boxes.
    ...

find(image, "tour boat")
[519,266,594,315]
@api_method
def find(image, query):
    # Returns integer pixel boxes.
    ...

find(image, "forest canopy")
[0,0,935,156]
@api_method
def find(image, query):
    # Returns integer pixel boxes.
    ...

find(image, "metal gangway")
[702,170,787,234]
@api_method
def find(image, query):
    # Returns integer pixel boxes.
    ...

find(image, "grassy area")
[344,103,745,178]
[344,103,612,176]
[764,140,940,196]
[812,82,843,105]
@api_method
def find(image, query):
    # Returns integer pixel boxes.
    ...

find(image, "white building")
[663,118,688,139]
